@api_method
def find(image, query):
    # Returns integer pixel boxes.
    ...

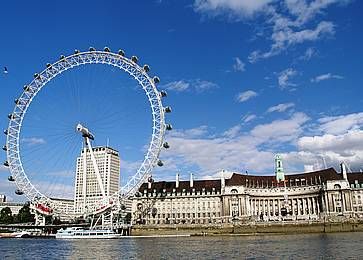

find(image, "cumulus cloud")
[236,90,258,102]
[233,57,245,72]
[164,79,218,93]
[251,112,309,143]
[193,0,273,19]
[278,68,297,89]
[318,112,363,135]
[164,80,190,92]
[242,114,257,123]
[311,73,343,83]
[158,111,363,178]
[0,165,9,172]
[267,102,295,113]
[21,137,46,146]
[193,0,349,62]
[299,47,317,61]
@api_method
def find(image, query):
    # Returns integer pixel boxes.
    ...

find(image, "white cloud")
[242,114,257,123]
[193,0,273,19]
[311,73,343,83]
[298,130,363,153]
[163,112,311,177]
[236,90,258,102]
[0,165,9,172]
[233,57,245,72]
[223,125,241,138]
[164,80,190,92]
[193,0,350,62]
[250,21,335,62]
[299,47,317,61]
[267,102,295,113]
[318,112,363,135]
[278,68,297,89]
[157,111,363,179]
[164,79,218,93]
[21,137,46,146]
[170,125,210,139]
[251,112,309,143]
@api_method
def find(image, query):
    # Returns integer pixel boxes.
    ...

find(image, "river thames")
[1,232,363,259]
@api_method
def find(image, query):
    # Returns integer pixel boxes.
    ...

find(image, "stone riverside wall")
[131,221,363,236]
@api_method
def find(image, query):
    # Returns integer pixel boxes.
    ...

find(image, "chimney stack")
[176,172,180,188]
[190,172,194,188]
[220,170,225,194]
[341,162,348,181]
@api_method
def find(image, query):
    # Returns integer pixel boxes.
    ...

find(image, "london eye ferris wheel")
[3,47,172,218]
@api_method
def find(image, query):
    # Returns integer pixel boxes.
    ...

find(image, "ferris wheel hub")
[76,123,94,140]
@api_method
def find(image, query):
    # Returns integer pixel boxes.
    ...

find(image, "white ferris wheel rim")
[5,49,168,214]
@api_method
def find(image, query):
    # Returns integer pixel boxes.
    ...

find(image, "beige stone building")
[74,146,120,214]
[132,164,363,225]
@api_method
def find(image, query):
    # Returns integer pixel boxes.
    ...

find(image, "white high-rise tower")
[74,146,120,214]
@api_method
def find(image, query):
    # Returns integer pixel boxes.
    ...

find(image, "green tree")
[16,204,35,223]
[0,207,14,224]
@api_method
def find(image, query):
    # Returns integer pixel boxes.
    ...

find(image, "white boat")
[0,231,31,238]
[55,227,120,239]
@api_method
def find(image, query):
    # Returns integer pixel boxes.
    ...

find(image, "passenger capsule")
[163,142,170,149]
[135,191,142,197]
[164,106,172,113]
[33,73,39,79]
[2,145,7,151]
[8,176,14,182]
[59,55,65,60]
[131,56,138,63]
[118,49,125,56]
[165,124,173,131]
[160,90,167,97]
[104,47,111,52]
[3,161,9,167]
[15,189,24,195]
[143,64,150,72]
[23,85,30,91]
[46,63,52,68]
[157,160,164,167]
[8,114,15,120]
[89,47,96,52]
[153,76,160,84]
[14,99,19,105]
[74,49,80,54]
[3,129,8,135]
[148,176,154,183]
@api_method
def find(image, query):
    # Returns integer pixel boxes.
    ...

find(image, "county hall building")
[132,156,363,225]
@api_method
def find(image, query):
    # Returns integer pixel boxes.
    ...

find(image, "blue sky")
[0,0,362,201]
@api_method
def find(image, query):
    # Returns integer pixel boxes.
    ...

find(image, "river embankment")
[131,220,363,236]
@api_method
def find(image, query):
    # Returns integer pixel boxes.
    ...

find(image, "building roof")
[226,168,343,188]
[139,179,221,193]
[347,172,363,184]
[138,167,355,193]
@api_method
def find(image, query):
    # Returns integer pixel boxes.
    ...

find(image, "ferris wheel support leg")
[82,145,87,214]
[86,137,106,198]
[34,211,46,226]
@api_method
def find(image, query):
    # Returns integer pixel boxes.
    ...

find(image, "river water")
[1,232,363,259]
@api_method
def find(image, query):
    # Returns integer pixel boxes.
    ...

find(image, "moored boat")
[55,227,119,239]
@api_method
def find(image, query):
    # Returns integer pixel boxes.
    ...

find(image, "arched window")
[334,184,341,190]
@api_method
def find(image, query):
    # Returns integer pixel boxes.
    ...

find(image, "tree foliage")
[16,204,35,223]
[0,207,14,224]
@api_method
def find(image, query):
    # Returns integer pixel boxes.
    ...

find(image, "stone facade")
[132,166,363,225]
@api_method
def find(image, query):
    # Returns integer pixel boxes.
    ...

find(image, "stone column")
[317,197,320,214]
[341,191,345,213]
[273,199,276,217]
[312,197,316,215]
